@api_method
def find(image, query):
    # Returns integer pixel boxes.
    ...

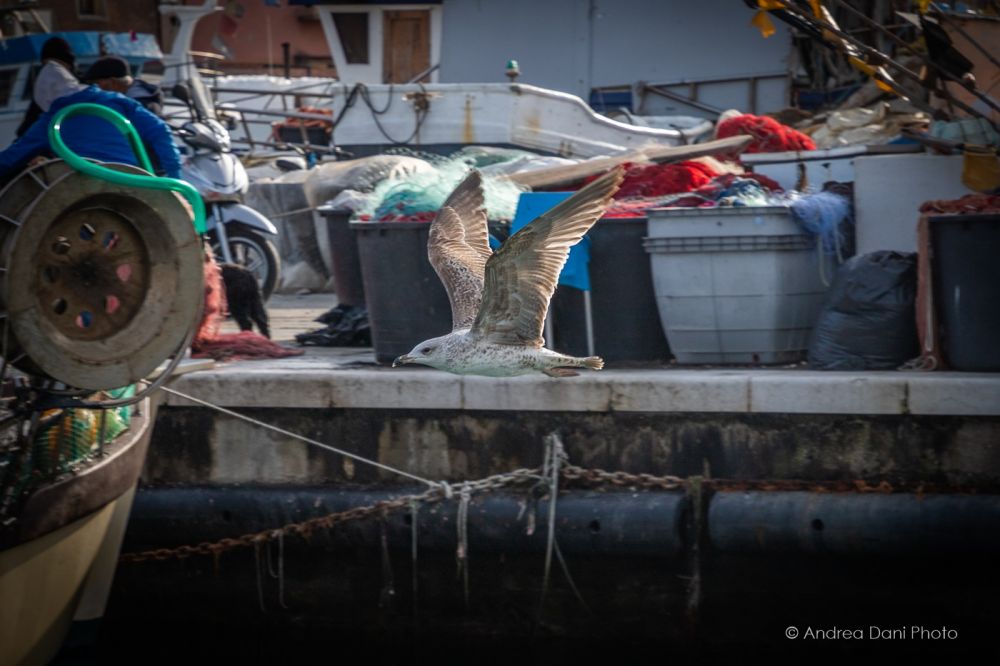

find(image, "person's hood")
[34,60,87,111]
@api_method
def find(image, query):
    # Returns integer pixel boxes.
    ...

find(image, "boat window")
[332,12,369,65]
[77,0,107,18]
[0,69,17,107]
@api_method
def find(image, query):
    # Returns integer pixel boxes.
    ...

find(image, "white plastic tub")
[644,206,829,365]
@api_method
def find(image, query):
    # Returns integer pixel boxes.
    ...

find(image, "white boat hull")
[207,78,712,158]
[0,488,135,666]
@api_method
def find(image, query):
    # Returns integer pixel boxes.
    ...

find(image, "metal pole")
[583,290,595,358]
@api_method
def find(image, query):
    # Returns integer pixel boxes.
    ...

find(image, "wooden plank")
[504,135,753,190]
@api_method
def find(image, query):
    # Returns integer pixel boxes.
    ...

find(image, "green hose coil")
[47,102,206,234]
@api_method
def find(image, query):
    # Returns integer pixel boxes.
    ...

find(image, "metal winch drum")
[0,159,203,390]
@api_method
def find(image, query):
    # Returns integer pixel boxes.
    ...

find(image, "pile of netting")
[715,112,816,153]
[919,193,1000,215]
[191,252,303,361]
[581,160,719,199]
[355,147,530,223]
[578,159,785,217]
[1,386,135,497]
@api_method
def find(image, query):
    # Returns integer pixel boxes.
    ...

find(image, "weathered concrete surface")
[151,334,1000,488]
[144,407,1000,488]
[212,293,1000,416]
[165,362,1000,416]
[156,292,1000,489]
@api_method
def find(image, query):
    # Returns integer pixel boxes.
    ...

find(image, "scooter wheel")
[212,229,281,301]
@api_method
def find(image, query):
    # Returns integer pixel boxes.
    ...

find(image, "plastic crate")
[644,206,829,365]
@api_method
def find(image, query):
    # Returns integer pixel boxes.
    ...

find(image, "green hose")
[48,102,206,234]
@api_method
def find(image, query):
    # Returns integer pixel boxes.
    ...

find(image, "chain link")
[561,465,687,490]
[120,465,969,565]
[119,467,542,564]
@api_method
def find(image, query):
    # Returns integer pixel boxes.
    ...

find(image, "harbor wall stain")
[143,408,1000,488]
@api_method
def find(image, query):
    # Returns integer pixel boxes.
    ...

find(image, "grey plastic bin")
[644,206,830,365]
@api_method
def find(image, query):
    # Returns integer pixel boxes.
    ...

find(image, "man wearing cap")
[15,36,86,138]
[0,56,180,182]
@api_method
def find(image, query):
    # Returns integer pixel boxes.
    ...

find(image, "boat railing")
[592,71,790,116]
[169,80,345,155]
[163,102,339,155]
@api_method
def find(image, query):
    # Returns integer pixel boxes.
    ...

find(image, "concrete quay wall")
[144,368,1000,488]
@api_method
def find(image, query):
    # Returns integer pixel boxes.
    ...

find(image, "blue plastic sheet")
[510,192,591,291]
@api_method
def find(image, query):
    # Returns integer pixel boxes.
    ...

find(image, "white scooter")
[171,83,281,300]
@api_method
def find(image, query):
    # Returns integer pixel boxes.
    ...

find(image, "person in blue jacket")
[0,56,180,183]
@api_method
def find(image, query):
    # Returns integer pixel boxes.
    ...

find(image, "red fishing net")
[192,252,303,361]
[919,193,1000,214]
[581,160,719,198]
[602,171,784,218]
[715,113,816,153]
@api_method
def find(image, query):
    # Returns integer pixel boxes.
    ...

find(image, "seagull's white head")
[393,334,452,370]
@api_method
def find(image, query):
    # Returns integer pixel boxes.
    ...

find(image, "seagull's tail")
[582,356,604,371]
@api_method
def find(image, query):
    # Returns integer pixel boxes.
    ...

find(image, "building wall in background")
[184,0,333,77]
[0,0,162,38]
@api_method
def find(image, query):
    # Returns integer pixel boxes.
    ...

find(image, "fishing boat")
[156,1,714,159]
[0,392,154,665]
[0,110,205,663]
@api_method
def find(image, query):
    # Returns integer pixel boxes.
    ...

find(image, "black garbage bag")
[296,305,371,347]
[808,251,919,370]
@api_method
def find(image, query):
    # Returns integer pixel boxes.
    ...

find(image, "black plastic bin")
[318,207,366,307]
[351,220,452,364]
[930,213,1000,371]
[551,217,671,364]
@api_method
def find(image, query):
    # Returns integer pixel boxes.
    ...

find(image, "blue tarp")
[510,192,591,292]
[0,32,161,66]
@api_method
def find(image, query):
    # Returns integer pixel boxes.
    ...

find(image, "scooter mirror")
[172,83,191,104]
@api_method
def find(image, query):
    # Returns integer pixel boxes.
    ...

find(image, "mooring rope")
[157,384,442,489]
[537,433,564,615]
[456,482,472,610]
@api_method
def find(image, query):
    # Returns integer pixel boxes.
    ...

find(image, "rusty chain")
[119,467,542,565]
[119,464,967,566]
[561,466,686,490]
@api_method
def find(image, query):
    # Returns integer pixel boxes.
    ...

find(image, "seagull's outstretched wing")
[428,170,492,330]
[472,166,624,347]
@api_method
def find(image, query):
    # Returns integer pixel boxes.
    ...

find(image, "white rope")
[456,482,471,609]
[553,540,590,613]
[410,499,420,623]
[277,529,288,609]
[158,385,441,489]
[537,433,565,614]
[254,541,266,613]
[265,538,278,578]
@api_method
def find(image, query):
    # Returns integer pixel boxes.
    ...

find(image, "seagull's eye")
[421,346,433,354]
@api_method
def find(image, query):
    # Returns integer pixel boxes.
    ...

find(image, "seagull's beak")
[392,354,413,367]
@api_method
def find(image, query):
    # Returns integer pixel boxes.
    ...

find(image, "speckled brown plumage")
[397,166,624,377]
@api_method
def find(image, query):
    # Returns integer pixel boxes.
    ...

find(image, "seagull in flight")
[393,166,624,377]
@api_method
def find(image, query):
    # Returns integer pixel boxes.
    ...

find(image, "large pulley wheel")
[0,160,202,390]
